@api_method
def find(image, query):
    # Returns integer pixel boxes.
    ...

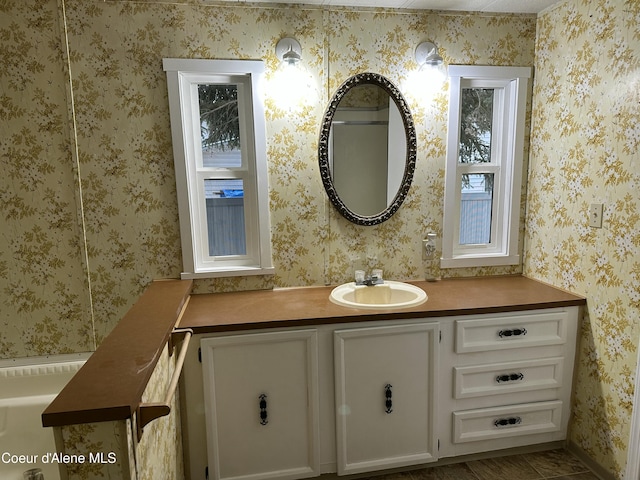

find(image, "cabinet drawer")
[454,357,564,399]
[455,311,568,353]
[452,400,562,443]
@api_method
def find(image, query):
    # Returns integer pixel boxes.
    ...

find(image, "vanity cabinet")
[334,323,439,475]
[186,305,580,480]
[200,329,320,480]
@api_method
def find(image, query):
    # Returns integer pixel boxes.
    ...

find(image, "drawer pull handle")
[384,384,393,414]
[496,373,525,383]
[259,394,268,425]
[498,327,527,338]
[494,416,522,428]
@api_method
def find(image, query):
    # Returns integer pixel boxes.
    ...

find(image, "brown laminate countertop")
[179,275,585,334]
[42,279,193,427]
[42,275,584,428]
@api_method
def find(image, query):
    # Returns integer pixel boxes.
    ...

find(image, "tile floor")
[360,449,601,480]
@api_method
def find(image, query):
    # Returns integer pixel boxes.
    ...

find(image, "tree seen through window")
[198,84,241,152]
[459,88,494,191]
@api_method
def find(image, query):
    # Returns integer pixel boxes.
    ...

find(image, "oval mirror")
[319,73,417,226]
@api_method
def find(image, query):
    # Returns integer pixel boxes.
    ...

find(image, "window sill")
[181,266,275,279]
[440,254,520,269]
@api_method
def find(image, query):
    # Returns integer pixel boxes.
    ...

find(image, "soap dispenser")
[423,233,440,282]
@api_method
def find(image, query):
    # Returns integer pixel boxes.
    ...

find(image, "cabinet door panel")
[201,330,320,480]
[334,323,439,475]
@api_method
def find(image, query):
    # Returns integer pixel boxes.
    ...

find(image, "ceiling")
[224,0,562,14]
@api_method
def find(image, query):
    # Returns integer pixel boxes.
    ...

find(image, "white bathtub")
[0,354,90,480]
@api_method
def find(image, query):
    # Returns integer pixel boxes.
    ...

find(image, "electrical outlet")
[589,203,603,228]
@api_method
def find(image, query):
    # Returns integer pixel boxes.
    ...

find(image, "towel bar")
[136,327,193,440]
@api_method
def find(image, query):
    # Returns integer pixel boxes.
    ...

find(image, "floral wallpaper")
[0,0,535,355]
[56,420,133,479]
[317,8,535,287]
[525,0,640,478]
[0,0,95,358]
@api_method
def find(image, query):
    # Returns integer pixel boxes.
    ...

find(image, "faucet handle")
[371,269,383,284]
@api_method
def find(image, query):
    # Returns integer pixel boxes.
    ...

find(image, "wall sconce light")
[415,41,447,80]
[404,41,447,104]
[276,37,302,67]
[272,37,315,111]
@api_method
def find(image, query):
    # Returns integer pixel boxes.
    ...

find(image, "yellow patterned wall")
[0,0,95,357]
[526,0,640,477]
[0,0,536,357]
[0,3,535,479]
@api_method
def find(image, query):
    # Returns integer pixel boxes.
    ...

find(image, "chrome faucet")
[355,269,384,286]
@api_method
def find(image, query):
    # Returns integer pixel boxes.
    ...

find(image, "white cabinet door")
[334,323,439,475]
[201,329,320,480]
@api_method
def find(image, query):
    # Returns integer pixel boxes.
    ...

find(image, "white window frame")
[164,58,273,279]
[442,65,531,268]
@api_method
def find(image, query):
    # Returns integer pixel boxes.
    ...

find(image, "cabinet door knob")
[384,384,393,414]
[496,372,525,383]
[259,394,268,425]
[493,416,522,428]
[497,327,527,338]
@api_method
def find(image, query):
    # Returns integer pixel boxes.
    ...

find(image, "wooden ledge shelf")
[42,279,193,427]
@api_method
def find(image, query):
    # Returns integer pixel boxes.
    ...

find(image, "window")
[164,59,273,278]
[442,66,531,268]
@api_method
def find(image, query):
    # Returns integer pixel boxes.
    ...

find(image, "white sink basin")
[329,281,427,309]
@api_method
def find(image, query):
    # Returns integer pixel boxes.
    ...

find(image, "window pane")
[204,179,246,256]
[459,173,493,244]
[459,88,494,164]
[199,84,242,168]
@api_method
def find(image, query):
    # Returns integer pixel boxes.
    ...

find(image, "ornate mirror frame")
[318,72,417,226]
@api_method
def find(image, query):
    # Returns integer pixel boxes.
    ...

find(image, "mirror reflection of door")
[329,84,405,217]
[332,120,388,216]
